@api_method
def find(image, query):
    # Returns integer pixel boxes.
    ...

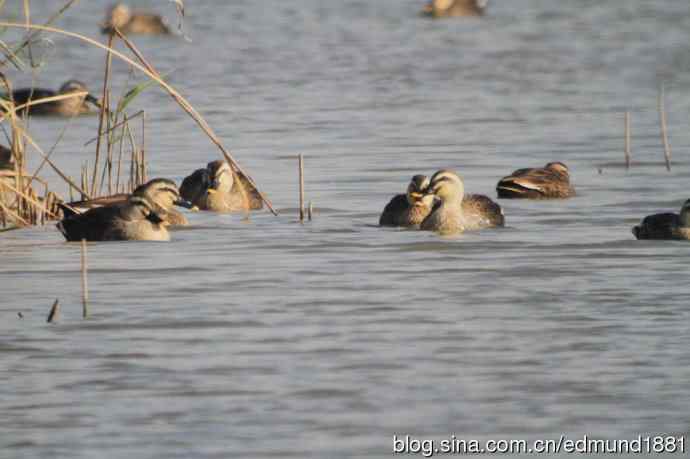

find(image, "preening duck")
[496,162,575,199]
[180,160,263,213]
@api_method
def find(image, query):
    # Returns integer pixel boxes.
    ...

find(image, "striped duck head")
[132,178,192,212]
[406,174,433,207]
[59,80,101,109]
[426,169,465,202]
[124,195,165,224]
[205,160,234,194]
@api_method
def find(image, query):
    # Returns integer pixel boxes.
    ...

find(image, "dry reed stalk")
[46,298,59,323]
[8,119,92,198]
[111,28,277,215]
[0,22,274,211]
[83,110,144,146]
[0,199,29,226]
[0,92,94,123]
[0,179,59,218]
[81,239,88,318]
[658,84,672,172]
[0,0,80,69]
[298,154,305,222]
[308,201,313,221]
[115,115,126,192]
[624,112,631,170]
[92,32,115,197]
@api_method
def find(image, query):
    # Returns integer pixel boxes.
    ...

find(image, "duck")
[6,80,100,116]
[101,3,170,35]
[420,170,503,234]
[632,200,690,240]
[421,0,488,18]
[57,195,169,241]
[379,175,434,228]
[180,160,263,213]
[496,162,575,199]
[66,178,192,226]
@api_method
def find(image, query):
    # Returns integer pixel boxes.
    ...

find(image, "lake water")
[2,1,690,457]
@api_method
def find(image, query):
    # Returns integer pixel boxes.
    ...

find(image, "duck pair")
[421,0,488,18]
[380,170,504,235]
[57,160,263,241]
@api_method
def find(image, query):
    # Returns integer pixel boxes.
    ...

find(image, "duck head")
[545,162,569,175]
[406,174,433,207]
[205,160,234,194]
[426,169,465,203]
[105,3,133,30]
[59,80,101,110]
[133,178,192,211]
[126,195,165,224]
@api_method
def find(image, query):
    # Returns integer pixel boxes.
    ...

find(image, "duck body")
[7,81,99,116]
[180,160,263,213]
[462,193,504,230]
[57,196,169,242]
[633,201,690,240]
[66,178,191,227]
[421,0,487,18]
[102,4,170,35]
[496,162,574,199]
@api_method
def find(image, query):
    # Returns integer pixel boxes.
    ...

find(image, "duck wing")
[231,168,263,210]
[462,194,505,229]
[180,168,208,204]
[57,204,122,241]
[497,167,572,199]
[379,194,409,226]
[632,212,681,240]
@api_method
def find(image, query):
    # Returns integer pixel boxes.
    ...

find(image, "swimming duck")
[101,3,170,35]
[6,80,100,116]
[379,175,434,228]
[632,200,690,240]
[496,162,575,199]
[66,178,192,226]
[420,169,466,235]
[57,195,169,241]
[180,160,263,213]
[420,170,503,234]
[421,0,488,18]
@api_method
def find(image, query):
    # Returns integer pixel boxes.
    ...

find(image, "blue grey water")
[2,0,690,457]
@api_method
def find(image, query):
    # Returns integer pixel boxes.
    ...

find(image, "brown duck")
[421,0,488,18]
[421,170,503,234]
[180,160,263,213]
[6,80,100,117]
[102,3,171,35]
[66,178,192,227]
[57,195,170,242]
[496,162,575,199]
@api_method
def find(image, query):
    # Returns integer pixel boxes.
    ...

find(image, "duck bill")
[85,93,102,108]
[173,198,194,209]
[147,211,165,224]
